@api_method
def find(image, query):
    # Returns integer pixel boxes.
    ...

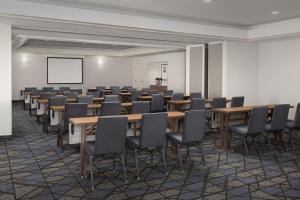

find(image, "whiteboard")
[47,57,83,84]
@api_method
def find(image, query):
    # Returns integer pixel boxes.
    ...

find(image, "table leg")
[168,119,180,160]
[224,113,229,150]
[80,125,86,177]
[215,113,226,149]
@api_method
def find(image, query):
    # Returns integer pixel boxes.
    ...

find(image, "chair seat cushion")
[229,124,248,135]
[286,120,295,129]
[127,136,140,148]
[84,141,95,155]
[167,133,183,144]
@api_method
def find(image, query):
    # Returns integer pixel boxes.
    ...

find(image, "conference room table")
[167,98,232,111]
[48,102,133,125]
[213,104,293,150]
[69,111,185,176]
[137,95,172,101]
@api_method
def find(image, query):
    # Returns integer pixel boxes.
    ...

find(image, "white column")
[0,24,12,136]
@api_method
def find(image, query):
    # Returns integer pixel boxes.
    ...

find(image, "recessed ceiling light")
[203,0,213,3]
[271,10,280,15]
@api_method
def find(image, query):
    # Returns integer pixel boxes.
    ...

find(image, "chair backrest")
[231,96,245,107]
[131,90,142,101]
[212,97,226,109]
[164,90,174,96]
[25,87,37,92]
[128,88,137,93]
[269,104,290,131]
[31,89,43,96]
[104,95,119,102]
[53,89,63,95]
[48,96,66,117]
[294,103,300,128]
[190,92,202,99]
[131,101,150,114]
[40,92,56,100]
[150,94,165,112]
[48,96,66,107]
[148,90,158,96]
[101,102,122,116]
[86,91,100,98]
[43,87,54,92]
[123,86,132,89]
[96,86,106,92]
[77,95,93,104]
[182,110,206,143]
[142,88,150,93]
[94,117,128,155]
[111,87,120,95]
[64,103,88,130]
[172,93,184,101]
[59,87,70,91]
[247,107,269,133]
[139,113,168,148]
[64,92,79,99]
[190,98,205,110]
[71,89,82,94]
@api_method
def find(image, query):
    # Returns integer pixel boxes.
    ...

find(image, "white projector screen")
[47,57,83,84]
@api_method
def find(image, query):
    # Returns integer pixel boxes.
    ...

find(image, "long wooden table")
[213,105,293,150]
[69,111,185,176]
[167,99,231,111]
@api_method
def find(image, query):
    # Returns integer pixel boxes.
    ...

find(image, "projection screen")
[47,57,83,84]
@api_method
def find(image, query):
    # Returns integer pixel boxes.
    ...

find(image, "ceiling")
[19,0,300,27]
[23,39,136,50]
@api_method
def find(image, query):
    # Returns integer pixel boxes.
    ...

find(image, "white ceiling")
[19,0,300,27]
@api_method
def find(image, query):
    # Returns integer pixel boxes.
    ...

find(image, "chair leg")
[186,146,190,159]
[266,134,273,154]
[112,157,116,172]
[161,148,168,176]
[177,144,184,173]
[259,134,266,154]
[150,151,154,164]
[228,132,232,150]
[198,143,206,166]
[89,155,94,190]
[291,130,296,149]
[121,155,127,184]
[134,149,140,181]
[243,136,249,156]
[281,131,288,151]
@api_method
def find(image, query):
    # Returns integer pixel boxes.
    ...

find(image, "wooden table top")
[51,104,101,111]
[137,95,172,101]
[38,97,104,104]
[213,104,293,114]
[119,92,131,96]
[50,102,132,111]
[167,100,191,105]
[69,111,185,126]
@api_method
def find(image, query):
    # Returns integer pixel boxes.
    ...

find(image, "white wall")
[188,45,204,94]
[132,51,186,92]
[12,53,133,100]
[258,37,300,118]
[208,43,223,98]
[223,41,259,105]
[0,24,12,136]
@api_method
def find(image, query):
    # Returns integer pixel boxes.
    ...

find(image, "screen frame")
[47,57,84,84]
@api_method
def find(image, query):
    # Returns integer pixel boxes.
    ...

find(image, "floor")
[1,103,300,199]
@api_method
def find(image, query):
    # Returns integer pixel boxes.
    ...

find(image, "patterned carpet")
[1,103,300,199]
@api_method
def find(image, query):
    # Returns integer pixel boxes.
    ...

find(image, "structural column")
[0,24,12,136]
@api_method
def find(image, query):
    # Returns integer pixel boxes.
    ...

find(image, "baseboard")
[12,100,23,103]
[0,135,13,141]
